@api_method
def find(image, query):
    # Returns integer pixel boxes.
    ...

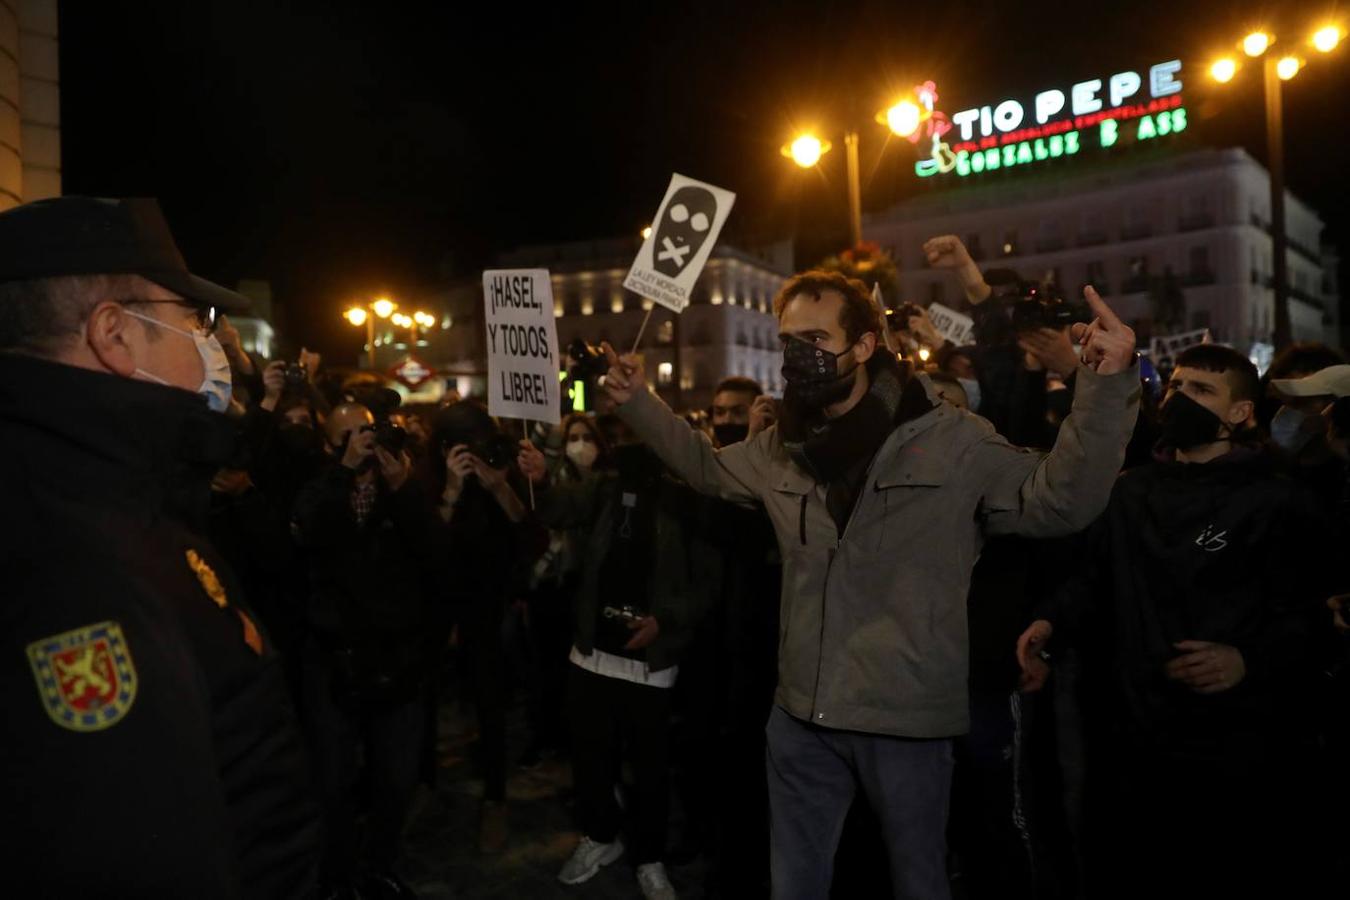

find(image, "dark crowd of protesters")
[2,198,1348,900]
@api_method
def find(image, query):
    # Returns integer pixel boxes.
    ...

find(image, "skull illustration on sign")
[652,186,717,278]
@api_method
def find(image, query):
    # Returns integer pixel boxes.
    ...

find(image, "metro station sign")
[390,354,436,389]
[913,60,1187,180]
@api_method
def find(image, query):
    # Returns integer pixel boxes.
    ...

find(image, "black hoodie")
[1045,445,1333,754]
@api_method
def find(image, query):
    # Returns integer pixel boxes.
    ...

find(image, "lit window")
[611,298,624,313]
[581,299,594,315]
[657,362,674,386]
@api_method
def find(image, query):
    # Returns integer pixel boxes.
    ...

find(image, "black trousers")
[301,642,424,885]
[568,664,672,864]
[459,597,508,801]
[526,575,579,752]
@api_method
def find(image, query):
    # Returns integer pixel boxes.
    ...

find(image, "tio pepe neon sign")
[915,60,1187,179]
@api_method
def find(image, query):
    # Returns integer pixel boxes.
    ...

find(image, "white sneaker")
[636,862,678,900]
[557,835,624,885]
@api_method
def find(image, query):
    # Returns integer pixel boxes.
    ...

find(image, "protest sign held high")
[926,302,975,346]
[624,173,736,315]
[483,269,561,425]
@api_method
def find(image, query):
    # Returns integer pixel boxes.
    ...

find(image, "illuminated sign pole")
[914,60,1187,180]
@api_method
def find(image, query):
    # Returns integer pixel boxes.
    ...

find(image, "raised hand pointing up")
[1071,286,1137,375]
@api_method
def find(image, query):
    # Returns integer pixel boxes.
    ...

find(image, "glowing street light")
[1214,20,1343,348]
[372,297,396,319]
[883,100,922,138]
[1312,25,1342,53]
[1210,58,1239,82]
[344,307,368,326]
[1243,31,1273,57]
[783,134,829,168]
[640,225,652,240]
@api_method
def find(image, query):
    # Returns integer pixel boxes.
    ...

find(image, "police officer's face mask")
[124,310,233,413]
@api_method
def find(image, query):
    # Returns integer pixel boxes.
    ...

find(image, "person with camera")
[292,401,442,899]
[518,417,720,900]
[1014,344,1333,897]
[425,401,537,854]
[0,197,320,897]
[598,265,1138,899]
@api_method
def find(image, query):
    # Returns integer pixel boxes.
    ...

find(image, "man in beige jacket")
[597,259,1139,899]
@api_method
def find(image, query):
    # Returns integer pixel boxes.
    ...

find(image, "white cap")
[1270,364,1350,399]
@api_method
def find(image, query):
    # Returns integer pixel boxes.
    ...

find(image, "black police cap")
[0,196,250,314]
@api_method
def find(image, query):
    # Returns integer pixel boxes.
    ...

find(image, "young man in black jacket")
[1017,344,1332,897]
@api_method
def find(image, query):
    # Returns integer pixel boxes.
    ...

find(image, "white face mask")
[124,309,233,413]
[565,439,598,470]
[957,377,982,412]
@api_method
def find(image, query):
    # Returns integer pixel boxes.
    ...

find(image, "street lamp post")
[782,97,924,249]
[343,296,433,370]
[1211,23,1342,348]
[1263,53,1290,349]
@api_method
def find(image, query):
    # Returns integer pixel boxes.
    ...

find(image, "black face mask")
[713,422,749,447]
[277,423,321,458]
[781,336,858,409]
[1158,392,1225,450]
[612,443,663,484]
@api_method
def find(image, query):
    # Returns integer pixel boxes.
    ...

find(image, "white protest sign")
[483,269,561,425]
[925,302,975,346]
[1149,328,1210,363]
[624,173,736,313]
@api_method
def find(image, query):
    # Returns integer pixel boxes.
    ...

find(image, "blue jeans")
[765,705,953,900]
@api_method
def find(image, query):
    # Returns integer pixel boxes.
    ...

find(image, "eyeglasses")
[116,299,219,334]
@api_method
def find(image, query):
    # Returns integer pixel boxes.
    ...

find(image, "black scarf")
[781,353,933,532]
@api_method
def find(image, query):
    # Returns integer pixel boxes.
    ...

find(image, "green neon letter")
[1100,118,1119,148]
[1172,107,1188,132]
[1016,142,1033,164]
[1049,134,1064,157]
[1137,114,1157,140]
[1034,139,1049,160]
[1065,131,1080,154]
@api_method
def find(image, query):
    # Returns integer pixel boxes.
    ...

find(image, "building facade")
[0,0,60,210]
[867,147,1340,350]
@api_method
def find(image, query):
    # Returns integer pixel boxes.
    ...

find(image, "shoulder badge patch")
[186,548,228,608]
[186,548,263,655]
[27,621,138,732]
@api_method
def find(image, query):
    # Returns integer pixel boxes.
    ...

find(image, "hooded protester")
[1017,343,1334,898]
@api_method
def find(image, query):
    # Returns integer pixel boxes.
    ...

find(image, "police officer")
[0,197,320,898]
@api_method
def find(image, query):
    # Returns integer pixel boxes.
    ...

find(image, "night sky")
[58,1,1350,358]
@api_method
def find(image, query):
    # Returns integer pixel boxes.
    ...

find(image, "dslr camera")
[985,268,1087,330]
[351,386,408,454]
[568,337,611,381]
[982,269,1090,337]
[884,302,926,333]
[469,433,520,469]
[283,361,308,389]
